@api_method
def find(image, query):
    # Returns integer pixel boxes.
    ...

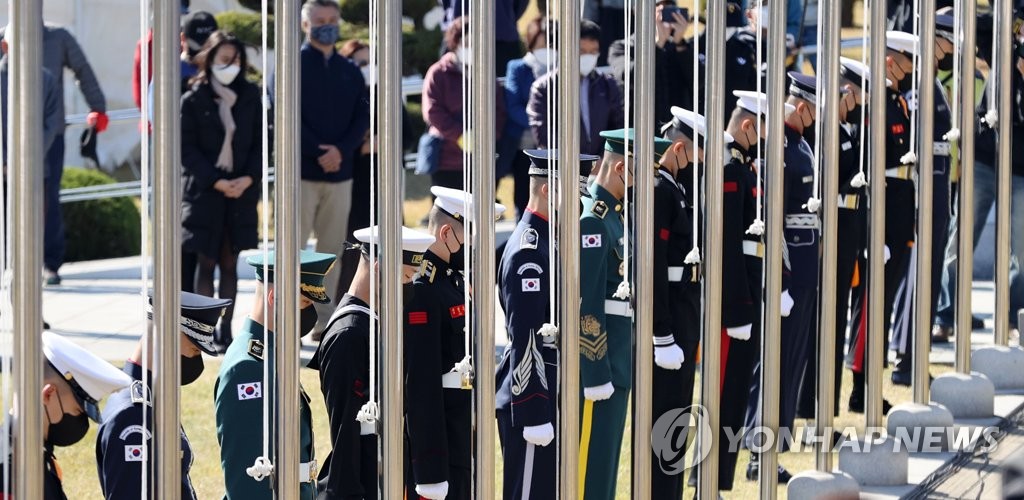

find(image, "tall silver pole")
[153,0,183,496]
[955,0,977,373]
[866,0,888,428]
[273,0,302,494]
[994,0,1013,346]
[378,0,405,496]
[470,1,496,496]
[759,1,787,496]
[557,2,581,498]
[10,2,44,499]
[632,0,655,498]
[914,0,937,404]
[700,1,726,496]
[815,0,841,472]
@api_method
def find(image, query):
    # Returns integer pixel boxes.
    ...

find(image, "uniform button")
[794,236,801,242]
[615,204,622,212]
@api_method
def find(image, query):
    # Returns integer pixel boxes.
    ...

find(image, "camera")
[660,6,691,23]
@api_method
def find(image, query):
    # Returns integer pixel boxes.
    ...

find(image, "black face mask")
[896,76,913,94]
[444,230,466,272]
[937,53,954,72]
[181,354,205,386]
[300,306,319,338]
[845,104,863,126]
[45,391,90,447]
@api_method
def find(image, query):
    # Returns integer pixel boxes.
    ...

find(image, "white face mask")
[212,64,240,85]
[360,64,376,87]
[532,48,556,69]
[456,46,472,67]
[757,7,770,27]
[579,53,598,77]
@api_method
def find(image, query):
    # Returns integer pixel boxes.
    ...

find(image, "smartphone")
[661,6,690,23]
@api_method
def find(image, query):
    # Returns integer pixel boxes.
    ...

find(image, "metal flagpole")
[153,0,183,496]
[955,0,977,373]
[760,0,787,495]
[914,0,937,404]
[378,0,405,496]
[632,0,655,497]
[470,0,496,496]
[865,0,888,429]
[273,0,302,494]
[700,1,726,496]
[815,0,842,471]
[558,0,581,497]
[10,2,44,498]
[994,0,1014,346]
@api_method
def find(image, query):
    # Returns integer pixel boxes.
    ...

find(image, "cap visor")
[187,336,220,356]
[302,290,332,304]
[84,400,102,423]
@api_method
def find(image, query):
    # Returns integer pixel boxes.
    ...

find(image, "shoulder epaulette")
[247,339,265,361]
[423,260,437,283]
[521,228,539,250]
[592,201,608,219]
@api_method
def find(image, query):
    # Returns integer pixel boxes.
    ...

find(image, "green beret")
[600,128,673,157]
[246,249,336,304]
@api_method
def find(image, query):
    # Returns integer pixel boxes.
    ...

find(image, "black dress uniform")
[404,250,471,500]
[309,294,378,500]
[496,208,559,500]
[0,423,69,500]
[694,2,759,119]
[96,363,198,499]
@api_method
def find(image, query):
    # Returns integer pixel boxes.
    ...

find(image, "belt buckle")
[308,459,318,483]
[461,371,474,390]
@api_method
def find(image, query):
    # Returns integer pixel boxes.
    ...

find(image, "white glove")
[884,245,892,263]
[654,343,685,370]
[416,481,449,499]
[726,324,752,341]
[523,423,555,446]
[780,290,795,317]
[583,382,615,401]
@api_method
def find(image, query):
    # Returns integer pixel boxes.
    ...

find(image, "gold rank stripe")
[579,336,608,361]
[579,399,595,499]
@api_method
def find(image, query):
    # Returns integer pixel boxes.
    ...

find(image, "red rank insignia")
[659,228,670,241]
[408,311,428,325]
[449,305,466,319]
[724,181,738,192]
[891,123,905,135]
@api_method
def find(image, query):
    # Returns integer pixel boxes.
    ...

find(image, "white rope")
[0,2,11,488]
[747,4,765,237]
[543,11,557,339]
[456,0,473,389]
[902,0,921,167]
[137,0,152,494]
[247,0,274,481]
[985,1,1000,128]
[684,0,701,265]
[945,1,962,142]
[853,6,870,189]
[615,0,632,301]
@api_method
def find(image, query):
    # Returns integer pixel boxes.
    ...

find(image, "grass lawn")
[52,359,950,499]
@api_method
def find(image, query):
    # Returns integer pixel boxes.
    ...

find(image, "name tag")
[841,141,852,151]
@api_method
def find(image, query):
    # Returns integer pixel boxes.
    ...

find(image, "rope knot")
[454,355,473,377]
[612,281,631,300]
[683,247,701,265]
[983,109,999,127]
[850,172,868,188]
[900,151,918,165]
[745,219,765,236]
[356,401,379,424]
[246,457,274,481]
[943,127,961,142]
[803,197,821,213]
[538,323,559,339]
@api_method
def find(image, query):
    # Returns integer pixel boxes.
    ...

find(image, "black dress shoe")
[891,370,911,386]
[745,457,792,483]
[43,321,50,330]
[972,315,985,329]
[848,391,893,414]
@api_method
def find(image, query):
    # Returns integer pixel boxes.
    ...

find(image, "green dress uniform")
[214,250,335,500]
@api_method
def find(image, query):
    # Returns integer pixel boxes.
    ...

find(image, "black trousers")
[497,410,557,500]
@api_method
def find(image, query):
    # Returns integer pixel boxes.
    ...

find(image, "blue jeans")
[936,161,1024,327]
[44,135,65,273]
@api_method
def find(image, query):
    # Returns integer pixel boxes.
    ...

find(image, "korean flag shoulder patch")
[582,234,602,248]
[522,278,541,292]
[237,382,263,400]
[124,445,145,462]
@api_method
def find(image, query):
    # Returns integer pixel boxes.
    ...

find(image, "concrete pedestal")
[837,434,908,486]
[787,470,859,500]
[931,372,995,418]
[885,402,955,451]
[972,346,1024,390]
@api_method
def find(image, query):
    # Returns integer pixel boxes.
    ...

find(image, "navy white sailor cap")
[886,31,920,57]
[734,90,796,117]
[42,331,133,422]
[148,292,231,356]
[430,186,507,223]
[353,225,436,266]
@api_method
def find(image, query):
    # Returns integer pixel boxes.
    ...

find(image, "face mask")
[300,306,319,338]
[758,7,770,26]
[180,354,205,386]
[310,23,339,46]
[360,64,376,87]
[212,64,240,85]
[1016,41,1024,60]
[532,48,555,69]
[896,75,913,93]
[444,230,466,272]
[579,53,598,77]
[45,390,90,447]
[456,46,472,67]
[937,52,954,72]
[845,103,863,125]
